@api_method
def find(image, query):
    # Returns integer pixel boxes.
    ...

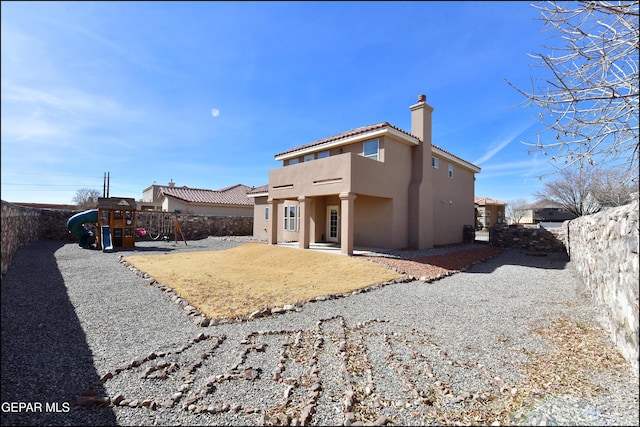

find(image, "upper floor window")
[363,139,379,160]
[317,150,330,159]
[478,209,484,215]
[448,164,453,178]
[265,207,269,220]
[289,158,299,165]
[304,153,315,162]
[432,157,439,168]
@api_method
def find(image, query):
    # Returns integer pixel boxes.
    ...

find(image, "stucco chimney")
[408,94,434,250]
[410,94,433,145]
[168,179,175,187]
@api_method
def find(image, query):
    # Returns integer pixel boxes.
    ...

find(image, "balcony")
[268,152,396,199]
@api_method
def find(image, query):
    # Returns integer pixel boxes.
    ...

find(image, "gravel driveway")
[1,237,638,426]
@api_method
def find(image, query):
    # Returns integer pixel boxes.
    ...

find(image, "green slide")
[66,209,98,248]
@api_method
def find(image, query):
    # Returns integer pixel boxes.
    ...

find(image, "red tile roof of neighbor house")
[274,121,479,169]
[246,184,268,196]
[475,196,507,206]
[159,184,255,206]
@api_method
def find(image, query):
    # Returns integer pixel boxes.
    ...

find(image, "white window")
[304,153,315,162]
[317,150,329,159]
[448,164,453,178]
[363,139,379,160]
[284,205,298,231]
[432,157,439,168]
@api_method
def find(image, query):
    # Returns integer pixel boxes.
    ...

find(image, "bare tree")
[506,1,639,176]
[72,188,100,209]
[534,167,603,217]
[589,166,639,206]
[506,198,530,224]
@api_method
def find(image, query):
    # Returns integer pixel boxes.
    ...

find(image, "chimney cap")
[417,94,426,103]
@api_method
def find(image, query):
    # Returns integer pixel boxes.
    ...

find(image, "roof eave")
[432,146,481,173]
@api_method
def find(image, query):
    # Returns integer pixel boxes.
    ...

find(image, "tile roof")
[274,121,479,171]
[475,196,507,206]
[246,184,268,196]
[159,184,254,206]
[274,122,417,158]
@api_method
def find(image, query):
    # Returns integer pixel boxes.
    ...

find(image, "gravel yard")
[1,237,638,426]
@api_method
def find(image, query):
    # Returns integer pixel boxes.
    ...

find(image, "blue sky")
[2,1,558,205]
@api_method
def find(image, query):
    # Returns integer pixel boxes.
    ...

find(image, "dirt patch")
[123,242,403,319]
[361,246,504,279]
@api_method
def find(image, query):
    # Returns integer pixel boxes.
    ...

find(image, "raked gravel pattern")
[1,237,638,426]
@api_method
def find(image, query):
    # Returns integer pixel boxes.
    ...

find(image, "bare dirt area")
[361,245,504,279]
[122,242,403,319]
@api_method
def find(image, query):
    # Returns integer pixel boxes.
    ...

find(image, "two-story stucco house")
[475,196,506,230]
[250,94,481,255]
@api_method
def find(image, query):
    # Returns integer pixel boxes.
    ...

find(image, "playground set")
[66,197,186,252]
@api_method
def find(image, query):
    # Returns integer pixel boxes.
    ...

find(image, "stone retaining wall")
[137,213,253,240]
[1,201,42,277]
[489,225,567,252]
[562,199,639,373]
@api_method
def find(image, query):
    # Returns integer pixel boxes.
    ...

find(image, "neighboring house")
[139,181,173,211]
[474,196,506,230]
[250,94,481,255]
[140,181,255,216]
[516,201,577,224]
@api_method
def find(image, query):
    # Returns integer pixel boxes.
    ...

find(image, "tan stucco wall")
[252,196,270,240]
[352,195,394,249]
[431,161,477,244]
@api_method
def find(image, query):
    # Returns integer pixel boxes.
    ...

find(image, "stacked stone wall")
[135,213,253,240]
[489,225,567,252]
[562,199,639,373]
[1,201,42,276]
